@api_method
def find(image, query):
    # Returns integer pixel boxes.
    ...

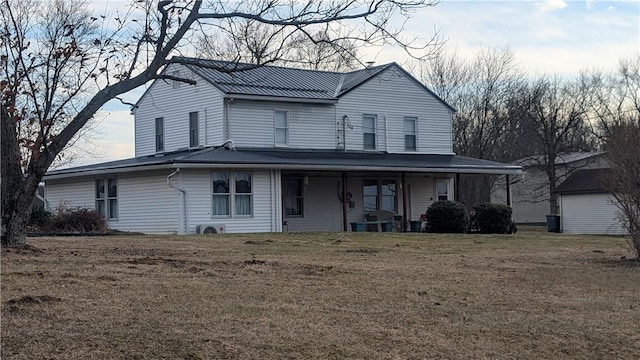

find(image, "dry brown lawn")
[1,230,639,359]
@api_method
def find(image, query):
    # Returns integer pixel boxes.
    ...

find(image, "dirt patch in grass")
[2,232,639,359]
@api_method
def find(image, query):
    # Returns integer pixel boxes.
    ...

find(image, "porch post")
[342,172,348,232]
[506,174,511,207]
[402,173,408,232]
[455,173,461,202]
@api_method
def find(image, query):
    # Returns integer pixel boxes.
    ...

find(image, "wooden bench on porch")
[350,210,400,232]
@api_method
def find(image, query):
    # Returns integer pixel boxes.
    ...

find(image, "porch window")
[189,111,199,148]
[404,117,417,151]
[155,117,164,152]
[212,172,253,217]
[363,114,376,150]
[234,172,252,216]
[284,178,304,217]
[436,179,449,201]
[363,179,397,212]
[275,110,289,146]
[96,178,118,220]
[212,172,230,216]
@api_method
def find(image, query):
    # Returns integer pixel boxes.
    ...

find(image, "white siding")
[134,64,224,156]
[228,100,336,149]
[284,175,344,232]
[337,67,453,154]
[407,176,436,220]
[45,179,95,211]
[560,193,625,235]
[116,171,180,234]
[181,169,274,233]
[46,172,180,234]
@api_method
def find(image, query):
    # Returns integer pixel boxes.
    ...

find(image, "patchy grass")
[2,231,639,359]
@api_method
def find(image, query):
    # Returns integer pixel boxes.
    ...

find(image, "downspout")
[167,168,187,235]
[204,107,208,146]
[383,114,389,152]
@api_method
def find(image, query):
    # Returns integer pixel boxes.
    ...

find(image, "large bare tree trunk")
[1,107,39,246]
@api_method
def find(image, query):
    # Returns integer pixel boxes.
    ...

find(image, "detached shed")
[555,169,625,235]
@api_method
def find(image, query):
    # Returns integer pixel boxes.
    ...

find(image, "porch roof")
[44,147,522,180]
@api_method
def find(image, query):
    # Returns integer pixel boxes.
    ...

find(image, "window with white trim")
[96,178,118,220]
[284,178,304,217]
[155,117,164,152]
[436,179,449,201]
[404,117,417,151]
[275,110,289,146]
[363,179,397,212]
[212,172,253,217]
[363,114,376,150]
[189,111,199,148]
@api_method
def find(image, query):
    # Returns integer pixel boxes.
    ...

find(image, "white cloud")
[536,0,568,12]
[586,0,595,11]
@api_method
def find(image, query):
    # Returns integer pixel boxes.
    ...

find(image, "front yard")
[2,230,639,359]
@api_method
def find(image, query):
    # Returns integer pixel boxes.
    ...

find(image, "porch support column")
[402,173,408,232]
[455,173,461,202]
[506,174,511,207]
[342,172,348,232]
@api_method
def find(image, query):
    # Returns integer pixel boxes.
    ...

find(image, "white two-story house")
[44,57,521,234]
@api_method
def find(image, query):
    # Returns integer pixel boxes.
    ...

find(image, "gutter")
[223,94,337,104]
[167,168,188,235]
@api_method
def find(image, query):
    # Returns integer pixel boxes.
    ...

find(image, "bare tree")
[602,121,640,260]
[1,0,442,246]
[508,75,597,214]
[196,20,361,71]
[419,47,524,206]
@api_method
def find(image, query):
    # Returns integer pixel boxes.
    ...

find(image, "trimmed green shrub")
[425,200,469,233]
[472,203,513,234]
[47,208,108,233]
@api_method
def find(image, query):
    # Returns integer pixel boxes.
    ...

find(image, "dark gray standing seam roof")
[554,168,609,195]
[44,147,522,179]
[161,57,455,112]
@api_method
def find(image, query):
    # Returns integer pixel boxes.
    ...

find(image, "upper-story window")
[363,114,376,150]
[96,178,118,220]
[189,111,199,148]
[404,117,417,151]
[275,110,289,146]
[155,117,164,152]
[172,70,181,89]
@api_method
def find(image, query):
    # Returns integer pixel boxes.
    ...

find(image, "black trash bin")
[546,214,560,233]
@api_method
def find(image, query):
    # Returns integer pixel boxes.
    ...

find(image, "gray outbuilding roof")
[554,168,609,195]
[45,147,522,180]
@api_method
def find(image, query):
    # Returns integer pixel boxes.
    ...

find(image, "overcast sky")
[78,0,639,166]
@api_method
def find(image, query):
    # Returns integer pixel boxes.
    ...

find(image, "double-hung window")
[155,117,164,152]
[275,110,289,146]
[363,179,397,212]
[189,111,199,148]
[96,178,118,220]
[363,114,376,150]
[436,179,449,201]
[212,172,253,217]
[404,117,417,151]
[284,178,304,217]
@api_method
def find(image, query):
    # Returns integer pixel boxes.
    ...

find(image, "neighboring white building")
[555,168,625,235]
[492,152,608,224]
[44,58,520,234]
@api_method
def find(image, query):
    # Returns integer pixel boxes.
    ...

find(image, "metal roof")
[45,147,522,180]
[514,151,605,167]
[554,168,609,195]
[161,57,456,112]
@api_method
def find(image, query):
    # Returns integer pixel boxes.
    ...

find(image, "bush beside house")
[425,201,470,233]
